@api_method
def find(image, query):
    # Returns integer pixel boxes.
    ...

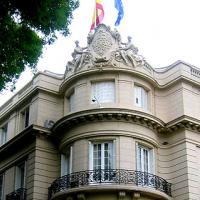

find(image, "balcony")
[6,188,27,200]
[48,169,171,199]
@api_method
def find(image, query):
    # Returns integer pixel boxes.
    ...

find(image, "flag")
[114,0,124,26]
[90,0,105,31]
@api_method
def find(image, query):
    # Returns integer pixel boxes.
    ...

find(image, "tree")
[0,0,79,91]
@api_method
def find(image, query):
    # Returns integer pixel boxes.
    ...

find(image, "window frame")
[0,123,8,146]
[134,85,148,110]
[136,143,154,174]
[91,80,116,104]
[68,90,75,112]
[15,161,27,190]
[61,146,73,176]
[20,106,30,130]
[89,140,115,171]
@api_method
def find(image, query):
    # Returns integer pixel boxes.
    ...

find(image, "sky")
[1,0,200,106]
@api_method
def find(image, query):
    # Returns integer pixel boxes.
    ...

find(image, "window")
[89,141,114,170]
[91,81,115,104]
[0,124,8,146]
[136,144,154,173]
[15,162,26,190]
[68,91,75,112]
[21,107,30,129]
[134,85,148,110]
[89,141,115,182]
[61,146,73,176]
[0,174,3,200]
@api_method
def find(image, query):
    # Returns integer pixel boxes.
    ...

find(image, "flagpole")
[90,0,104,31]
[94,0,96,29]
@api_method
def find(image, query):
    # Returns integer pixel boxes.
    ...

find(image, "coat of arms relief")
[65,24,145,76]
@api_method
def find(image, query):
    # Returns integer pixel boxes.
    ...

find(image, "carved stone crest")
[91,29,113,56]
[65,24,146,77]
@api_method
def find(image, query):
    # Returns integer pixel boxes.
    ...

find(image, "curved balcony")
[48,169,171,199]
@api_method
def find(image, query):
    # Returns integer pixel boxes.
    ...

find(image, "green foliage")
[0,0,79,91]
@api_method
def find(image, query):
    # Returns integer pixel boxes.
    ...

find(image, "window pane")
[143,149,149,172]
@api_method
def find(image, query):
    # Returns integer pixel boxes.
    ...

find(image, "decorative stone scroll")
[65,24,146,77]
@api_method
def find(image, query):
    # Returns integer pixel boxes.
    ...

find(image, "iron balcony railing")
[6,188,27,200]
[48,169,171,199]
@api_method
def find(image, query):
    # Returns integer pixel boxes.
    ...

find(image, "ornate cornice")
[0,124,51,159]
[51,109,200,137]
[165,115,200,133]
[52,108,165,135]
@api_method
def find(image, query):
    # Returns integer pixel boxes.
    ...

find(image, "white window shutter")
[135,86,148,110]
[61,154,67,176]
[149,149,154,174]
[69,146,73,173]
[89,142,93,170]
[112,140,116,169]
[136,143,141,171]
[142,88,148,110]
[135,86,142,107]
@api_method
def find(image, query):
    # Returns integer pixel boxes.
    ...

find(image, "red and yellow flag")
[90,0,104,31]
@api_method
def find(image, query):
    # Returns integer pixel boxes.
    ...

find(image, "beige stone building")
[0,24,200,200]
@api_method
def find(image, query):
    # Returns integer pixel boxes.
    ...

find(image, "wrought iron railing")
[6,188,27,200]
[48,169,171,199]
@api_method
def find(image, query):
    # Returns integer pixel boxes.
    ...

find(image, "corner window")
[15,162,26,190]
[136,143,154,173]
[91,81,115,104]
[68,91,75,112]
[61,146,73,176]
[134,85,148,110]
[21,107,30,129]
[0,174,3,200]
[0,124,8,146]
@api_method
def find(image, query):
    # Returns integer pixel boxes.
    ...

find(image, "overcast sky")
[1,0,200,106]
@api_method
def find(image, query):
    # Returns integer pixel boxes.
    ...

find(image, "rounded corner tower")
[48,24,172,200]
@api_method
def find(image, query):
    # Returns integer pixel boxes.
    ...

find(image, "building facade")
[0,24,200,200]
